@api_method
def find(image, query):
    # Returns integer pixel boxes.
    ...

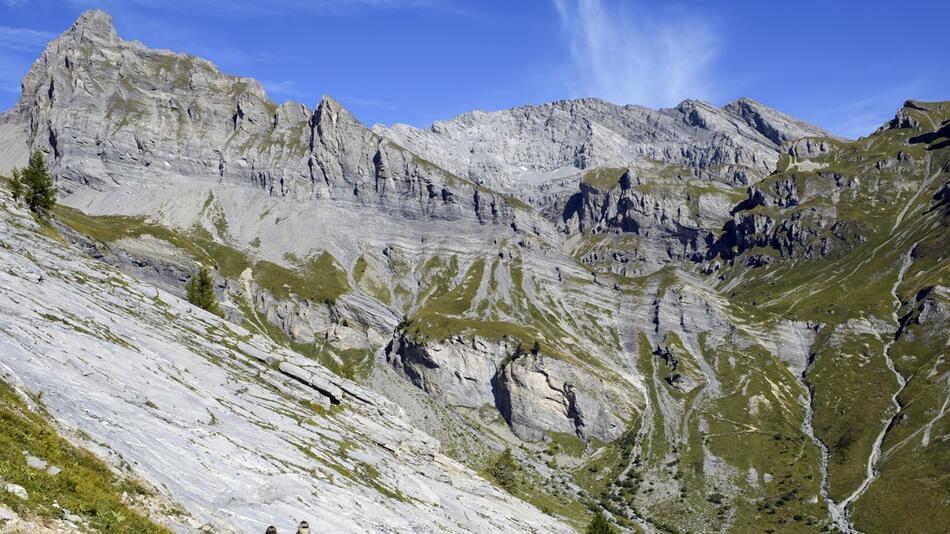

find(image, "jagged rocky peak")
[314,94,368,138]
[722,96,832,144]
[6,9,504,215]
[13,8,278,175]
[65,8,118,40]
[18,8,265,114]
[876,99,950,134]
[375,93,832,189]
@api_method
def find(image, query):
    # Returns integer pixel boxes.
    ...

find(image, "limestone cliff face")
[375,96,832,190]
[0,191,575,534]
[494,352,632,442]
[7,10,516,225]
[385,334,639,442]
[4,11,949,533]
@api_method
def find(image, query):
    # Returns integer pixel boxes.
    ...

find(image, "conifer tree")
[7,167,23,203]
[22,151,56,214]
[488,448,520,492]
[586,511,617,534]
[186,265,222,316]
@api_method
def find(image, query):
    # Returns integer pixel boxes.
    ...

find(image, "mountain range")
[0,10,947,534]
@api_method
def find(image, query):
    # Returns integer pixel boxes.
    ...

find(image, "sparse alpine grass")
[0,380,171,533]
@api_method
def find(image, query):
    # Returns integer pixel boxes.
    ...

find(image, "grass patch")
[254,251,350,303]
[581,167,627,190]
[0,380,171,532]
[548,431,587,457]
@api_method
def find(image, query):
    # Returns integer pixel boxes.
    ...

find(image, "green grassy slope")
[0,380,173,532]
[718,100,950,531]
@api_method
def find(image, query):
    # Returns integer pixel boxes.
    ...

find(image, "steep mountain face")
[1,9,638,448]
[9,10,514,226]
[374,96,831,190]
[1,9,947,534]
[0,194,573,533]
[374,97,831,276]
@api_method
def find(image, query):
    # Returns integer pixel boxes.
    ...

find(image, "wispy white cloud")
[261,79,303,97]
[552,0,718,108]
[0,26,56,53]
[339,95,397,110]
[813,80,926,139]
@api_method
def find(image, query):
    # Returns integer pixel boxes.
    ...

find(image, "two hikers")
[264,521,311,534]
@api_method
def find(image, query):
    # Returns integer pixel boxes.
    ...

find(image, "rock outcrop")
[0,190,573,533]
[2,10,948,534]
[5,10,518,226]
[386,334,638,442]
[375,96,832,190]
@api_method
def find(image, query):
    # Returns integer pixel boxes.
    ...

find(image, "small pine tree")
[489,448,520,492]
[8,167,23,202]
[586,511,618,534]
[186,265,222,316]
[22,151,56,214]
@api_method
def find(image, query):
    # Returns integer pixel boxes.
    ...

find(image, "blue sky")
[1,0,947,137]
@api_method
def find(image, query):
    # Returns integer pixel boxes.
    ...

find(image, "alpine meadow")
[0,5,947,534]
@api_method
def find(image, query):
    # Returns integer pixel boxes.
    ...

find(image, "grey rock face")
[787,137,835,159]
[0,196,574,533]
[7,10,515,226]
[716,173,868,263]
[386,334,639,442]
[897,285,949,340]
[723,98,828,146]
[554,168,715,265]
[876,100,927,133]
[534,159,747,276]
[3,484,28,501]
[386,334,508,409]
[494,353,632,442]
[375,96,832,190]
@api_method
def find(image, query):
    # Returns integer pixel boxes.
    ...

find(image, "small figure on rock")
[265,526,277,534]
[296,521,311,534]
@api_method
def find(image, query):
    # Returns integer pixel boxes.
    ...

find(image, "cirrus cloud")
[553,0,719,108]
[0,25,56,52]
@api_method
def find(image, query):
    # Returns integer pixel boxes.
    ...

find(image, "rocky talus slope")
[0,9,947,534]
[0,188,572,533]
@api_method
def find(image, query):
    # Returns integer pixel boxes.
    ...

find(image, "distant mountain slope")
[373,96,832,190]
[0,9,946,534]
[2,9,520,230]
[0,184,573,533]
